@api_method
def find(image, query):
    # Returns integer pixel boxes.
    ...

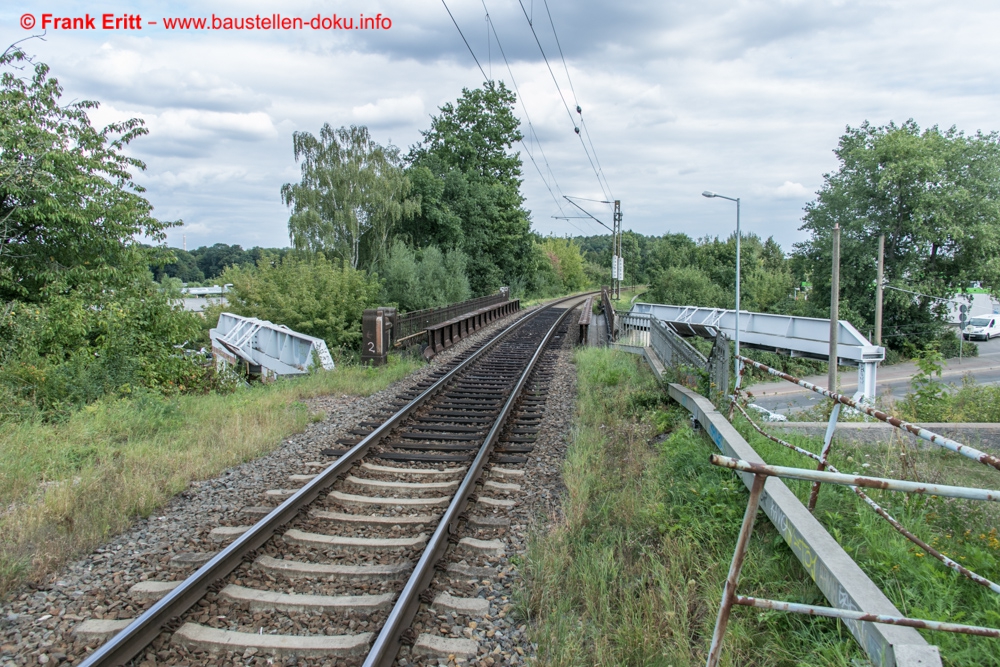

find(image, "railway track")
[71,294,590,667]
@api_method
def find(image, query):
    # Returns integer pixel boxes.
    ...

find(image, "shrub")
[221,253,381,351]
[379,240,471,311]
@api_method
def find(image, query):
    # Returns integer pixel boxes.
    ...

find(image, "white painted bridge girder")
[210,312,334,380]
[629,302,884,399]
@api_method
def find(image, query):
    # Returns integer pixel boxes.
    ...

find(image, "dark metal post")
[362,307,394,366]
[875,234,884,347]
[828,224,840,392]
[706,473,767,667]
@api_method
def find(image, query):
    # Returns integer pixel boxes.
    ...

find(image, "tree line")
[5,41,999,421]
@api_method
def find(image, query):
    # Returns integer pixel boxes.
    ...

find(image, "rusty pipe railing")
[705,455,1000,666]
[735,354,1000,472]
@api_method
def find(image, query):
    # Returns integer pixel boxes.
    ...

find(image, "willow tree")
[281,124,417,270]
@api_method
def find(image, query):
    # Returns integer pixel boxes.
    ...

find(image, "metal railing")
[393,291,509,344]
[730,354,1000,596]
[706,454,1000,666]
[601,286,616,343]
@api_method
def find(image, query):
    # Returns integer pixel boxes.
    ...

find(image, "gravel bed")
[0,306,537,667]
[396,310,580,666]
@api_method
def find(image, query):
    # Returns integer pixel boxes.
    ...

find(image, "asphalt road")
[746,336,1000,415]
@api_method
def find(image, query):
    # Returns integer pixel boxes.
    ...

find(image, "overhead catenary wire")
[440,0,590,236]
[540,0,615,201]
[441,0,488,80]
[480,1,577,226]
[515,0,614,205]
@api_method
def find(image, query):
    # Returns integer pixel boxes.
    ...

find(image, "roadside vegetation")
[522,348,865,665]
[0,356,420,596]
[526,347,1000,664]
[0,45,589,600]
[732,411,1000,665]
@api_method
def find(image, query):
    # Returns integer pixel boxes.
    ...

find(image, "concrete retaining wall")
[613,344,942,666]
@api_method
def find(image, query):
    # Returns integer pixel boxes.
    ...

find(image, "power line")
[540,0,615,201]
[514,0,613,203]
[442,0,593,234]
[441,0,487,80]
[480,2,572,223]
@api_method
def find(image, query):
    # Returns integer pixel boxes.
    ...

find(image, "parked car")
[963,315,1000,340]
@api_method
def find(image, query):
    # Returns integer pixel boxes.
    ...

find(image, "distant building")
[177,284,230,313]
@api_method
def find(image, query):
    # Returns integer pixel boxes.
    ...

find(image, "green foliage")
[525,348,864,665]
[283,124,417,271]
[734,416,1000,665]
[535,236,588,295]
[0,353,421,594]
[379,239,471,312]
[221,253,381,351]
[151,247,204,283]
[905,346,948,420]
[405,81,534,296]
[794,120,1000,350]
[647,265,728,307]
[0,47,173,302]
[0,279,208,420]
[0,48,216,420]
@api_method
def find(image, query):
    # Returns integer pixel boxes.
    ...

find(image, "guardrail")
[578,295,594,344]
[668,384,940,667]
[731,355,1000,595]
[706,454,999,666]
[393,291,510,344]
[422,299,521,360]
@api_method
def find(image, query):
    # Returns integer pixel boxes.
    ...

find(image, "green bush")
[379,240,470,311]
[221,253,381,351]
[647,265,728,308]
[0,280,211,421]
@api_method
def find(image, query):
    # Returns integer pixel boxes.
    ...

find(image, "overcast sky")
[4,0,1000,252]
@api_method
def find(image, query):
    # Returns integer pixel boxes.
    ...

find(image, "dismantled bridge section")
[210,312,335,380]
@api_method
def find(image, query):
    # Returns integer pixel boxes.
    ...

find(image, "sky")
[4,0,1000,253]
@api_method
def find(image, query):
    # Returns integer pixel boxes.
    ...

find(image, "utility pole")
[828,224,841,392]
[612,200,622,300]
[875,234,884,346]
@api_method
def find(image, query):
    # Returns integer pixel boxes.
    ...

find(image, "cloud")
[774,181,811,199]
[352,95,425,127]
[9,0,1000,250]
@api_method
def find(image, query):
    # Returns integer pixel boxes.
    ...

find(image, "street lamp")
[702,191,741,379]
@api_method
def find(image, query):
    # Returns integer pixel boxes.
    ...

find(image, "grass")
[521,348,865,666]
[0,355,421,597]
[731,408,1000,665]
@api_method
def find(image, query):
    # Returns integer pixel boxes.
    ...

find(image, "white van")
[963,315,1000,341]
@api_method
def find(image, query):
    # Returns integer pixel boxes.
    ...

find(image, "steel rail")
[736,354,1000,472]
[78,293,590,667]
[710,455,1000,502]
[363,297,584,667]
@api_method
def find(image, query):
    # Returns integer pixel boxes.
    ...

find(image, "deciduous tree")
[282,125,417,271]
[794,120,1000,348]
[406,81,533,296]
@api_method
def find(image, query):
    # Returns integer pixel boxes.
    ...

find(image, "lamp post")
[703,191,741,379]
